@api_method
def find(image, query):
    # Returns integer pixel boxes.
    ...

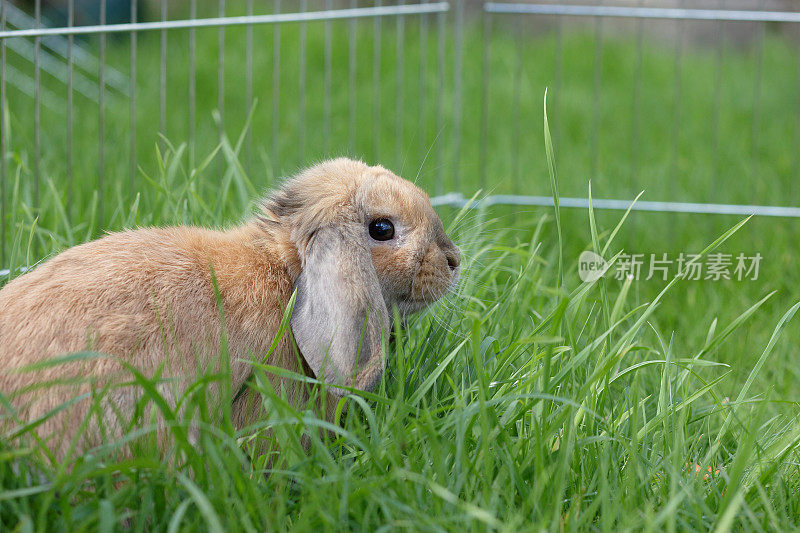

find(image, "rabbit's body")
[0,225,302,454]
[0,158,460,458]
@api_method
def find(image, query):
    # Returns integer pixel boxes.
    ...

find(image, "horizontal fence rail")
[430,194,800,218]
[0,3,449,39]
[484,3,800,23]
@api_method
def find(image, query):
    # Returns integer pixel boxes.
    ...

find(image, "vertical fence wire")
[631,0,644,189]
[349,0,357,155]
[511,17,521,193]
[99,0,106,229]
[670,0,685,196]
[452,0,464,191]
[160,0,166,151]
[711,0,725,197]
[324,0,332,157]
[217,0,225,195]
[418,0,428,165]
[272,0,281,177]
[33,0,40,211]
[590,0,604,182]
[554,0,563,148]
[435,6,445,194]
[372,0,382,161]
[246,0,253,174]
[299,0,307,165]
[129,0,137,198]
[395,0,405,171]
[67,0,74,218]
[189,0,196,168]
[795,26,800,198]
[479,10,491,189]
[751,0,766,193]
[628,0,644,233]
[0,0,5,265]
[218,0,226,138]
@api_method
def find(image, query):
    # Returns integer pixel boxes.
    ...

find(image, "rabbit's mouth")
[401,276,457,314]
[409,266,459,303]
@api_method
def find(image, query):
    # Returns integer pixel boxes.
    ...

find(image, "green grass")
[2,6,800,530]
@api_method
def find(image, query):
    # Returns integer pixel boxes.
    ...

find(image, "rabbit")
[0,158,460,459]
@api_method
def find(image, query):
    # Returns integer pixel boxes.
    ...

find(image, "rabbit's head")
[259,158,460,394]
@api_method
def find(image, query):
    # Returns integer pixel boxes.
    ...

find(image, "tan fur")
[0,158,459,458]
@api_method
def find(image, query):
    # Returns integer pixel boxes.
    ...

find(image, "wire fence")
[1,0,799,268]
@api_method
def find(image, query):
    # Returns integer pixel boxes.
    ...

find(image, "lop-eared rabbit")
[0,158,460,458]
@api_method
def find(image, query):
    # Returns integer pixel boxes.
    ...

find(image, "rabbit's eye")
[369,219,395,241]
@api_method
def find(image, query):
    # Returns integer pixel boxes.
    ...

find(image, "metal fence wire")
[1,0,800,269]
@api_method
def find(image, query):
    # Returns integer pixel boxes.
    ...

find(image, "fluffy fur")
[0,158,459,458]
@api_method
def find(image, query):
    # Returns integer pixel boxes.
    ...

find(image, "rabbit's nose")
[444,246,460,271]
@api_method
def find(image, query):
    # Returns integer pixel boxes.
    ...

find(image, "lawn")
[2,3,800,530]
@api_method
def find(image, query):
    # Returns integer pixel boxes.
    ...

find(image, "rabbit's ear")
[291,225,389,395]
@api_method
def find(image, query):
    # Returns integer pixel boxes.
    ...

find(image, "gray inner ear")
[290,226,389,395]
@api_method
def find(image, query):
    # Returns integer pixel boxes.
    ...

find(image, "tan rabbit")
[0,158,460,458]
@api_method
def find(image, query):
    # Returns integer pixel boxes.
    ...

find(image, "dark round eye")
[368,218,395,241]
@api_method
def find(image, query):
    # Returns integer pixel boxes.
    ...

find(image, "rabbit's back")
[0,225,295,454]
[0,227,218,371]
